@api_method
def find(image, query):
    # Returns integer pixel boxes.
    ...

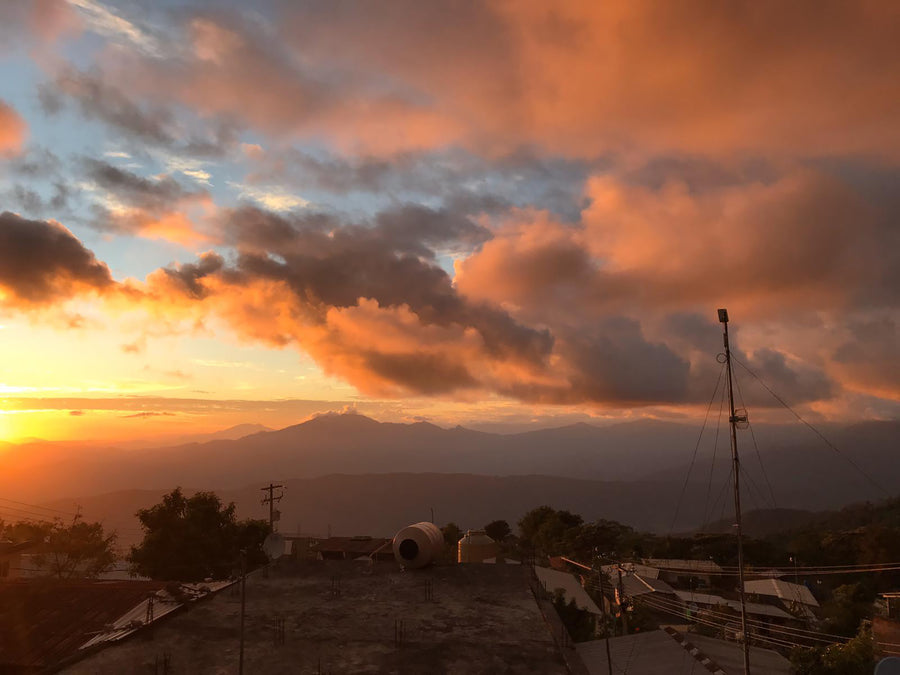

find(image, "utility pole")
[260,483,284,532]
[594,553,613,675]
[239,549,246,675]
[719,308,750,675]
[616,567,628,635]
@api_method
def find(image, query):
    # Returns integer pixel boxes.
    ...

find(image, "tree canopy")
[0,517,117,579]
[129,488,269,581]
[483,519,511,542]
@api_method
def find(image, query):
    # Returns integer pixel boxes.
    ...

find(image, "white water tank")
[457,530,499,563]
[393,522,444,569]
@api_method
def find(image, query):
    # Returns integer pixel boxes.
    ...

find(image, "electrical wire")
[670,363,726,533]
[731,367,778,510]
[702,381,727,529]
[0,497,78,517]
[733,356,888,498]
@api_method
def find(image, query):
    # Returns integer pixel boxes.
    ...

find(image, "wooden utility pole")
[239,549,246,675]
[260,483,284,532]
[616,567,628,635]
[594,556,613,675]
[719,308,751,674]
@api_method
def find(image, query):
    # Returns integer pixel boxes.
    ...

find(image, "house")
[575,626,791,674]
[0,578,232,672]
[0,541,41,581]
[535,566,602,615]
[743,578,819,620]
[641,558,726,588]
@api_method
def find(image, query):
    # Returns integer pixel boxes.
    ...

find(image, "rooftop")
[642,558,724,574]
[576,627,791,675]
[0,579,167,672]
[743,578,819,608]
[64,560,569,674]
[674,590,793,620]
[535,566,602,615]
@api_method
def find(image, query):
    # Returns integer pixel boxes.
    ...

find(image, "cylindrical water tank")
[393,522,444,569]
[457,530,499,563]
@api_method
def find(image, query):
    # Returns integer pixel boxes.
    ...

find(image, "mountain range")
[1,413,897,542]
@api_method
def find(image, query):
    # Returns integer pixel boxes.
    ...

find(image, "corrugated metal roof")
[0,580,166,671]
[0,579,232,671]
[535,566,602,615]
[744,578,819,608]
[577,630,705,675]
[674,590,793,619]
[0,541,41,555]
[579,628,792,675]
[599,566,676,598]
[643,558,724,574]
[687,633,792,674]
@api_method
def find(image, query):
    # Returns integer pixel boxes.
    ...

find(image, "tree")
[129,488,270,581]
[484,519,511,542]
[37,519,117,579]
[551,590,595,642]
[441,522,463,547]
[790,624,875,675]
[1,517,116,578]
[518,506,583,557]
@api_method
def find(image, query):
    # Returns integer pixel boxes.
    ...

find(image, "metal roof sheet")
[535,566,602,615]
[744,578,819,607]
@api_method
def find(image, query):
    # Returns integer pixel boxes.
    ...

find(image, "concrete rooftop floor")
[63,560,568,674]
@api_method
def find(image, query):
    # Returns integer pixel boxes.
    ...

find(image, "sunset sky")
[0,0,898,442]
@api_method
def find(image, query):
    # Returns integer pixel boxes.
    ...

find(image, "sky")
[0,0,898,441]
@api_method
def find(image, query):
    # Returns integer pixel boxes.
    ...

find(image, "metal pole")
[595,555,613,675]
[720,309,750,675]
[239,550,246,675]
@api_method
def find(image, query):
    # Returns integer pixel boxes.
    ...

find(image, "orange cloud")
[72,1,900,158]
[0,101,27,156]
[456,170,898,319]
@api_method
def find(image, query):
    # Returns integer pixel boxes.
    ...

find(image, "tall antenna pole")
[718,308,750,674]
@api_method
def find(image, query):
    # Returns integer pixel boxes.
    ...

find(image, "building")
[63,560,571,674]
[0,579,226,672]
[535,566,602,616]
[743,578,819,620]
[641,558,727,588]
[0,541,40,580]
[576,626,791,675]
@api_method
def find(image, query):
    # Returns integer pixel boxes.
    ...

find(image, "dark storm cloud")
[84,159,204,210]
[160,251,226,300]
[40,67,176,145]
[0,211,113,305]
[40,69,240,157]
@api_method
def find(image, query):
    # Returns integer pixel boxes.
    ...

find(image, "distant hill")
[2,413,897,536]
[45,473,705,549]
[700,508,821,537]
[0,413,707,503]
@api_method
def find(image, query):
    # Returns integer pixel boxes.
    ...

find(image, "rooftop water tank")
[393,522,444,569]
[457,530,499,563]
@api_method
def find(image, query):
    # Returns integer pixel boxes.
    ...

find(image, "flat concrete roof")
[63,560,569,674]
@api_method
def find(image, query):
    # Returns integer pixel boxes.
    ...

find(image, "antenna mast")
[718,308,750,674]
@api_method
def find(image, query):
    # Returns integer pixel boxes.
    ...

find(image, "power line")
[733,356,888,498]
[671,363,726,533]
[0,497,77,517]
[731,370,777,509]
[702,380,727,530]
